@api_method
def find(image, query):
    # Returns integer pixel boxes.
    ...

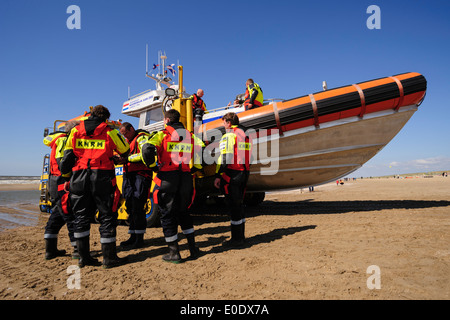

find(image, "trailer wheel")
[39,205,51,213]
[145,197,160,227]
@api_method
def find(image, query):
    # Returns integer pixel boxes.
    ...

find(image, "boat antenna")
[161,51,167,75]
[146,44,149,74]
[144,49,172,90]
[157,50,160,75]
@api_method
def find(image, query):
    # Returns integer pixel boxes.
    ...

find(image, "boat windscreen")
[144,108,164,126]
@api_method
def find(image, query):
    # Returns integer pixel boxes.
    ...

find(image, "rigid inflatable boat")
[122,61,427,195]
[198,72,427,191]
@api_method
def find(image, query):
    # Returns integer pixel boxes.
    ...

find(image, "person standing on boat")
[60,105,130,269]
[42,121,78,260]
[118,122,154,249]
[244,79,263,110]
[140,109,205,263]
[214,112,252,247]
[189,89,207,124]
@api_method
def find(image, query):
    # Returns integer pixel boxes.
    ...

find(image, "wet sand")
[0,177,449,300]
[0,183,39,191]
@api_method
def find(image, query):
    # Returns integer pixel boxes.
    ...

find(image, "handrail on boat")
[127,88,159,100]
[206,98,286,114]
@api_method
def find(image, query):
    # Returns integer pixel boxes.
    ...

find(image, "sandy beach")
[0,176,449,301]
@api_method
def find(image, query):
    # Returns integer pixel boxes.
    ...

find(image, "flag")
[152,64,159,70]
[166,64,176,76]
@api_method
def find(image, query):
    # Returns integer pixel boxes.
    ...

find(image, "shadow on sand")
[118,198,450,265]
[121,224,316,264]
[191,199,450,219]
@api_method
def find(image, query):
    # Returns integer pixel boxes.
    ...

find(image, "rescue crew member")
[243,79,263,110]
[42,121,78,260]
[60,105,130,269]
[118,122,154,249]
[214,112,252,248]
[140,109,205,263]
[189,89,207,124]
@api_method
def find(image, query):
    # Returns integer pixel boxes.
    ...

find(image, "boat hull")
[247,105,417,191]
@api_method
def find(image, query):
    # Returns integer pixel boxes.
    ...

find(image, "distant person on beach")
[118,122,154,250]
[60,105,130,269]
[42,120,78,260]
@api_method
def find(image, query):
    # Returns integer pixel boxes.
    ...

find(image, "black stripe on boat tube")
[401,75,427,96]
[203,74,427,142]
[316,91,361,117]
[362,82,400,106]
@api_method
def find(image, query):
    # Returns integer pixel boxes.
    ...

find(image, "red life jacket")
[48,133,66,176]
[192,94,206,111]
[158,126,194,172]
[125,131,152,175]
[227,126,252,171]
[244,84,263,110]
[72,121,116,171]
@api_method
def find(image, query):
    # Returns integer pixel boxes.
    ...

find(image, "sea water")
[0,176,41,230]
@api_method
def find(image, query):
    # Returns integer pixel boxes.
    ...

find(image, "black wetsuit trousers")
[69,169,118,242]
[44,174,75,243]
[122,172,151,233]
[153,171,194,242]
[220,169,249,223]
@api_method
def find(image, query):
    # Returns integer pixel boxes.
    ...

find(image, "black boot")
[45,238,66,260]
[72,244,80,260]
[162,241,181,264]
[186,233,201,260]
[102,242,128,269]
[132,233,145,249]
[222,224,244,248]
[120,233,136,248]
[77,236,101,268]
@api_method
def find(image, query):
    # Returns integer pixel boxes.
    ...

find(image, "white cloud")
[411,157,448,166]
[388,161,401,167]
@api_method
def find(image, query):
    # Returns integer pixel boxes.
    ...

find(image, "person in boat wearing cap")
[189,89,208,124]
[214,112,252,248]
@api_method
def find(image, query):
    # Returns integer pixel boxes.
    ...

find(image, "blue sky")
[1,0,449,177]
